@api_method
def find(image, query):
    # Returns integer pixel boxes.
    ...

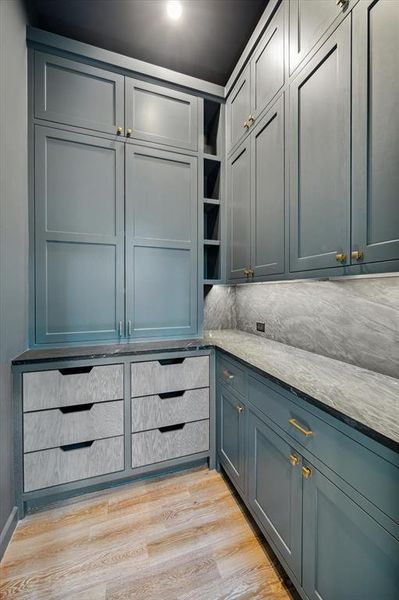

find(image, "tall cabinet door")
[35,126,125,344]
[289,19,351,272]
[248,412,302,581]
[226,65,251,153]
[217,385,247,495]
[352,0,399,264]
[125,145,198,338]
[228,139,251,280]
[302,464,399,600]
[251,96,285,277]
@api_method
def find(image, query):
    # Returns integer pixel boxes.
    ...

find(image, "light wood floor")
[0,467,298,600]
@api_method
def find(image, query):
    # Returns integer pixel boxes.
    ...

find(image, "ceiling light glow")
[167,0,182,21]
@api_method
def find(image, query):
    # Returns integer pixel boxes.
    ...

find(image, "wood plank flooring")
[0,467,298,600]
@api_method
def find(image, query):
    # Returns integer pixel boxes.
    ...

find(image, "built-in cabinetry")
[216,352,399,600]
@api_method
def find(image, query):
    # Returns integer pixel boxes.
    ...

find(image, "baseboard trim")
[0,506,18,561]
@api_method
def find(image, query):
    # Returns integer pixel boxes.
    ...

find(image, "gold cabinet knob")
[351,250,364,261]
[247,114,256,126]
[243,120,249,129]
[302,466,312,479]
[289,454,299,466]
[248,268,254,277]
[336,0,349,8]
[222,368,234,381]
[236,405,244,414]
[116,127,123,135]
[126,128,132,137]
[335,252,347,263]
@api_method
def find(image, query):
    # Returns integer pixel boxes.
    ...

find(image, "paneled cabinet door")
[217,385,247,494]
[228,139,251,280]
[226,64,251,153]
[34,52,124,135]
[251,95,285,277]
[302,465,399,600]
[352,0,399,264]
[125,145,198,339]
[248,412,302,581]
[289,18,350,272]
[34,126,125,344]
[125,78,198,151]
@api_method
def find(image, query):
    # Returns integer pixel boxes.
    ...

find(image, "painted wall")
[0,0,28,554]
[204,276,399,379]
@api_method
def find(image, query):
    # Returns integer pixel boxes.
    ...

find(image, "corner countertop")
[12,329,399,452]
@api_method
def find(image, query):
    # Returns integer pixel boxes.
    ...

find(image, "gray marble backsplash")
[203,276,399,379]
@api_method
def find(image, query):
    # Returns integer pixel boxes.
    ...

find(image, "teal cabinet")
[248,411,302,580]
[226,64,251,153]
[352,0,399,264]
[125,145,198,339]
[34,126,125,344]
[302,464,399,600]
[289,18,351,272]
[34,51,124,136]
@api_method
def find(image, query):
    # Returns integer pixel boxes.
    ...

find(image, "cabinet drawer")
[131,356,209,397]
[132,388,209,433]
[23,365,123,412]
[24,400,124,453]
[217,355,246,397]
[24,436,124,492]
[248,375,399,525]
[131,420,209,468]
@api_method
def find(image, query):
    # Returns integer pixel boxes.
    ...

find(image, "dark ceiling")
[25,0,269,86]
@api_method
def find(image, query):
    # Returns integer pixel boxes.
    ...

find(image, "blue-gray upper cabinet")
[226,64,251,154]
[289,18,351,272]
[289,0,351,76]
[34,51,124,136]
[251,96,285,277]
[34,126,125,344]
[125,145,198,338]
[250,1,285,123]
[124,78,198,151]
[302,463,399,600]
[228,139,252,280]
[352,0,399,265]
[248,411,302,581]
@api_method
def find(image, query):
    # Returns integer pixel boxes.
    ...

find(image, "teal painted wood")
[302,464,399,600]
[228,139,251,279]
[251,95,285,277]
[125,145,198,338]
[217,354,247,398]
[34,126,125,344]
[226,64,251,153]
[289,18,351,272]
[34,51,124,135]
[352,0,399,264]
[125,78,198,151]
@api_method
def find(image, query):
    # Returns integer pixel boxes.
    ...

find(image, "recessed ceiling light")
[166,0,183,21]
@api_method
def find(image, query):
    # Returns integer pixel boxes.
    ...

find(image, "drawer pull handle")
[289,454,299,466]
[302,466,313,479]
[59,403,94,414]
[159,423,185,433]
[158,358,185,366]
[60,440,94,452]
[222,368,234,380]
[59,366,93,376]
[289,418,313,437]
[159,390,185,399]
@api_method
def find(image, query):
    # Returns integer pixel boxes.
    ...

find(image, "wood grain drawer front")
[131,356,209,397]
[132,388,209,433]
[24,436,124,492]
[23,365,123,412]
[131,420,209,468]
[24,400,124,453]
[217,355,246,397]
[248,375,399,525]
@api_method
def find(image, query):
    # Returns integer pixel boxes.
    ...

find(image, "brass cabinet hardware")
[248,268,254,277]
[118,321,123,336]
[289,418,313,437]
[335,252,347,263]
[127,320,132,336]
[302,466,312,479]
[236,405,244,414]
[351,250,364,261]
[222,368,234,380]
[126,128,132,137]
[289,454,299,466]
[243,120,250,129]
[336,0,349,8]
[244,268,254,278]
[247,114,256,126]
[116,127,123,135]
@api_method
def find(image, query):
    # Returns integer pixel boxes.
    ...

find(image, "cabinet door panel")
[34,52,124,135]
[303,466,399,600]
[289,19,350,272]
[125,78,198,151]
[251,96,285,277]
[227,65,251,152]
[35,126,124,344]
[248,412,302,579]
[352,0,399,264]
[218,385,246,494]
[228,140,251,279]
[125,146,197,338]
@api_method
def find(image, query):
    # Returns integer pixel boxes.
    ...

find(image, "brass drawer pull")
[289,454,299,466]
[335,252,347,263]
[222,368,234,380]
[289,418,313,437]
[302,466,312,479]
[116,126,123,135]
[236,405,244,414]
[351,250,364,261]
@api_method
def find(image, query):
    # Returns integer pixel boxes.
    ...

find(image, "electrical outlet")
[256,322,265,332]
